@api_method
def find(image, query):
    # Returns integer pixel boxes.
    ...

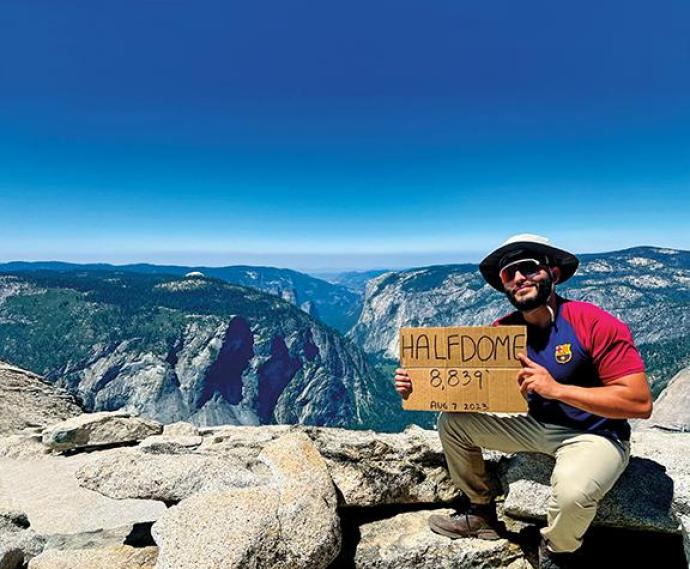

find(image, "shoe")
[428,502,502,540]
[538,537,584,569]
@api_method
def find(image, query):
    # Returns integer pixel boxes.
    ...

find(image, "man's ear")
[551,266,561,284]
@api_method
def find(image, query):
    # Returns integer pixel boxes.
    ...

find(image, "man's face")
[500,259,555,311]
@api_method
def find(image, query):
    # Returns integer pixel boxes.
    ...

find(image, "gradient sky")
[1,1,689,271]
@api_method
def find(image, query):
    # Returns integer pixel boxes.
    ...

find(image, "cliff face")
[0,272,398,430]
[349,263,500,357]
[348,247,690,394]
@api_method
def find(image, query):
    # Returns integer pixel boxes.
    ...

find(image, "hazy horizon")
[1,242,685,274]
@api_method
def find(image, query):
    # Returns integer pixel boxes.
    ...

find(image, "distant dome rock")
[184,271,205,278]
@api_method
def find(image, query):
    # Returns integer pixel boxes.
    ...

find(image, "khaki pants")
[438,411,630,553]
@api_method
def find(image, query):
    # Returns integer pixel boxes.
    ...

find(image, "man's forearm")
[554,383,652,419]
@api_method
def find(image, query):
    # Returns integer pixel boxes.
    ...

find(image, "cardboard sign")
[399,326,528,414]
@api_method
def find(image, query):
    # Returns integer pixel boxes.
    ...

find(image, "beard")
[505,273,553,311]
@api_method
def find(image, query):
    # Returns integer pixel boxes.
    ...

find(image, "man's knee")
[551,477,602,514]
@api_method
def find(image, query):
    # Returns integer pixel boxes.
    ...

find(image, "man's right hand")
[395,368,413,400]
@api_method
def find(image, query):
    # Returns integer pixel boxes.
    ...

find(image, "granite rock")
[353,508,528,569]
[76,448,266,504]
[42,412,162,452]
[151,487,282,569]
[258,433,341,568]
[0,362,81,436]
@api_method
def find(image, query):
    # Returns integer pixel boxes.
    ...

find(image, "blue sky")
[1,1,689,271]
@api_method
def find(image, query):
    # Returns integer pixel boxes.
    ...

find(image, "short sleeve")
[590,313,646,382]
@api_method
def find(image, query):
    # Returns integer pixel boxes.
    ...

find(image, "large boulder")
[42,411,162,452]
[628,429,690,565]
[0,362,81,436]
[151,487,282,569]
[258,432,341,567]
[197,424,469,508]
[74,426,294,504]
[28,546,157,569]
[352,508,528,569]
[152,432,341,569]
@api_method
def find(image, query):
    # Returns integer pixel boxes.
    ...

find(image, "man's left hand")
[516,352,563,400]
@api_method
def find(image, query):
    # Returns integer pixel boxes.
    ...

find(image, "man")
[394,234,652,568]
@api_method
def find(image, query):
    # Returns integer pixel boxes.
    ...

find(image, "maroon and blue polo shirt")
[493,295,646,442]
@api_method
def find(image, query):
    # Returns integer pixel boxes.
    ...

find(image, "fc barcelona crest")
[555,343,572,364]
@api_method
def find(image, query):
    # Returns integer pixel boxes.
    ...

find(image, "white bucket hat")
[479,234,579,291]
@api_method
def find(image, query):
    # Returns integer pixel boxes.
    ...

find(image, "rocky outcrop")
[627,430,690,533]
[1,405,688,567]
[42,411,163,452]
[0,362,81,436]
[498,450,679,533]
[75,424,463,508]
[504,431,688,533]
[28,546,157,569]
[63,413,690,565]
